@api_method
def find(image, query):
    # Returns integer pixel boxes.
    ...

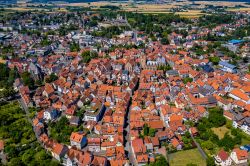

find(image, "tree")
[150,35,157,42]
[1,102,54,164]
[0,64,19,89]
[21,71,35,89]
[40,37,52,46]
[218,133,236,151]
[162,31,168,38]
[88,20,98,27]
[200,131,210,141]
[49,116,78,144]
[81,51,98,63]
[76,108,85,120]
[206,157,215,166]
[157,64,172,71]
[0,88,16,99]
[226,120,232,129]
[202,141,215,150]
[9,158,23,166]
[0,63,9,81]
[149,128,156,137]
[197,123,207,132]
[150,155,168,166]
[34,149,49,161]
[48,160,61,166]
[143,124,149,136]
[234,135,242,145]
[22,149,35,165]
[70,42,80,52]
[184,131,191,138]
[161,38,169,45]
[183,77,193,84]
[210,133,219,144]
[45,73,58,83]
[209,56,220,65]
[208,108,226,127]
[4,145,18,158]
[35,79,43,86]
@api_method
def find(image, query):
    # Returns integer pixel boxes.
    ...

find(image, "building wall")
[230,152,248,164]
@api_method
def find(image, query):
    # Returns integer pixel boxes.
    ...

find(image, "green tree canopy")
[81,51,98,63]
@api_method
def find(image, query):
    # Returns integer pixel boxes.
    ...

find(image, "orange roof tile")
[171,138,180,148]
[52,143,65,155]
[70,132,85,143]
[233,148,248,160]
[230,89,249,102]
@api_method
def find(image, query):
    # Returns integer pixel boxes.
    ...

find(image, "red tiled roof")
[217,150,229,161]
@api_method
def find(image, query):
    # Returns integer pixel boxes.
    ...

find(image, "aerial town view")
[0,0,250,165]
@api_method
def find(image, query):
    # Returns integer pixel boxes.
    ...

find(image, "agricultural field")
[5,7,48,11]
[168,148,206,166]
[176,10,204,18]
[61,0,250,18]
[227,7,250,12]
[3,0,250,18]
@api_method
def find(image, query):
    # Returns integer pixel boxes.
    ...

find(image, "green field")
[169,149,206,166]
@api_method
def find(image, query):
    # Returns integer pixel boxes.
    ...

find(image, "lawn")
[169,149,206,166]
[212,126,230,139]
[240,131,250,146]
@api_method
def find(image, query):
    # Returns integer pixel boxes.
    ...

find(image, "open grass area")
[240,131,250,146]
[169,148,206,166]
[212,126,230,139]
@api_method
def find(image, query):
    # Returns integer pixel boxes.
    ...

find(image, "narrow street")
[18,98,32,123]
[124,109,137,166]
[190,134,207,159]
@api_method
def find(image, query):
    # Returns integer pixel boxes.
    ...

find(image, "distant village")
[0,7,250,166]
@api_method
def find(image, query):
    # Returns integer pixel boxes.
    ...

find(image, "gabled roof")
[171,138,180,148]
[52,143,65,155]
[233,148,248,160]
[70,132,85,143]
[217,150,229,161]
[91,156,107,166]
[230,89,249,102]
